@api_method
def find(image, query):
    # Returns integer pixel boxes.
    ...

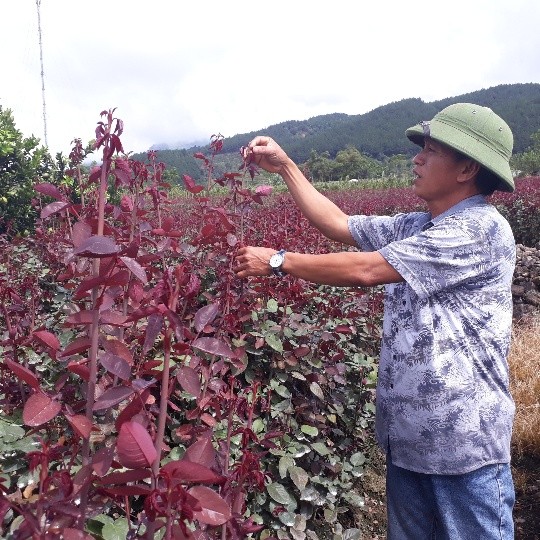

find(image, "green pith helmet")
[406,103,515,192]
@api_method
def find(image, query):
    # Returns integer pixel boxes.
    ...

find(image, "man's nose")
[412,152,423,165]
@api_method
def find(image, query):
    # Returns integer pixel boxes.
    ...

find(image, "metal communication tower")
[36,0,48,147]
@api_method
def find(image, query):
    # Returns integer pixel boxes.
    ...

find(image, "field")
[1,123,540,539]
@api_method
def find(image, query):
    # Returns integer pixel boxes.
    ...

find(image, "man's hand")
[234,246,277,278]
[243,136,290,174]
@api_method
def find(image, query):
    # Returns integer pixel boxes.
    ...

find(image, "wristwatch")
[269,249,287,277]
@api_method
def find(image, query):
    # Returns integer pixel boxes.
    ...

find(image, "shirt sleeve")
[379,215,494,299]
[348,213,408,251]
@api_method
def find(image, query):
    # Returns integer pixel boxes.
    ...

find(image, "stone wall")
[513,243,540,320]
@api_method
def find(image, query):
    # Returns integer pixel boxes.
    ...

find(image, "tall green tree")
[333,146,382,180]
[0,106,53,235]
[511,129,540,176]
[305,149,336,182]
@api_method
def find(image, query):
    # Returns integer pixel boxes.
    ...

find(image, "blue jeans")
[386,453,515,539]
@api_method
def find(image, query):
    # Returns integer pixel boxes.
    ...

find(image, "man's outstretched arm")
[245,136,356,246]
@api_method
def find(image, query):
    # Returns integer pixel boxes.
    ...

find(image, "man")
[234,103,516,539]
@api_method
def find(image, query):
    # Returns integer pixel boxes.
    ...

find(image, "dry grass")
[509,315,540,457]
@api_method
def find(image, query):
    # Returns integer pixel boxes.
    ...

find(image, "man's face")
[411,137,467,203]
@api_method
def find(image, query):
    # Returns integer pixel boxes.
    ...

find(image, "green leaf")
[291,444,311,458]
[342,529,362,540]
[300,424,318,437]
[309,382,324,400]
[252,417,265,434]
[277,511,296,526]
[267,482,297,508]
[266,298,279,313]
[350,452,366,467]
[274,384,291,398]
[311,442,330,456]
[342,491,365,508]
[289,466,309,491]
[265,333,283,352]
[278,456,295,479]
[101,518,130,540]
[0,420,25,442]
[323,508,338,523]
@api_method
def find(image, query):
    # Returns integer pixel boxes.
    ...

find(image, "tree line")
[133,83,540,183]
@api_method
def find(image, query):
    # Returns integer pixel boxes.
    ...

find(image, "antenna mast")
[36,0,48,147]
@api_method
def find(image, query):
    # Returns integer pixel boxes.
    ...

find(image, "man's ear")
[457,159,481,184]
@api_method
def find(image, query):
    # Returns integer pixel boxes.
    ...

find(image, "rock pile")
[513,243,540,320]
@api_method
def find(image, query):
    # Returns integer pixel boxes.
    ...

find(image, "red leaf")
[34,182,64,201]
[100,469,152,485]
[66,414,93,439]
[65,310,97,327]
[192,337,234,358]
[73,236,119,258]
[194,303,219,333]
[59,336,92,358]
[72,221,92,248]
[3,359,40,390]
[41,201,71,219]
[101,484,153,496]
[177,366,201,398]
[33,330,61,351]
[92,446,115,476]
[104,269,130,287]
[120,194,134,212]
[89,165,102,182]
[183,174,204,194]
[23,391,61,426]
[93,386,134,411]
[119,256,148,285]
[117,421,157,469]
[143,314,163,355]
[102,338,133,364]
[161,460,225,484]
[187,486,231,525]
[334,324,353,334]
[72,271,128,300]
[183,434,217,468]
[294,345,311,358]
[162,216,174,232]
[115,390,149,431]
[255,184,273,196]
[67,361,90,381]
[100,310,128,326]
[113,158,130,185]
[201,413,217,427]
[100,352,131,381]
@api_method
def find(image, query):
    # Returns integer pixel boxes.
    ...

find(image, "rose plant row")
[0,111,383,540]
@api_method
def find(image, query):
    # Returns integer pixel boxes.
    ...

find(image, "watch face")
[269,253,283,268]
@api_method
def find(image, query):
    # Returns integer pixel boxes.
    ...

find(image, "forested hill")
[134,83,540,180]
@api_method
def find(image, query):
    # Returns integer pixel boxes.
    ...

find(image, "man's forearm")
[279,158,356,246]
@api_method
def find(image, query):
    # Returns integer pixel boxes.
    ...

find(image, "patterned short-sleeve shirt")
[348,195,516,474]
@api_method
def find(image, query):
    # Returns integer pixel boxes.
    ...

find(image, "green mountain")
[134,83,540,181]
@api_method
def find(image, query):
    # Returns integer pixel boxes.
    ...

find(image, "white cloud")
[1,0,538,156]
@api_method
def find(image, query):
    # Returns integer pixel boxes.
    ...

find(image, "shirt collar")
[423,195,487,230]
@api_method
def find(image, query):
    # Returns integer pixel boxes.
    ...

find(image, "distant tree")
[382,153,413,180]
[333,146,383,180]
[0,106,53,235]
[511,129,540,176]
[304,150,336,182]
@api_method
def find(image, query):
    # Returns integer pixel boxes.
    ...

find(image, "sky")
[2,0,540,159]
